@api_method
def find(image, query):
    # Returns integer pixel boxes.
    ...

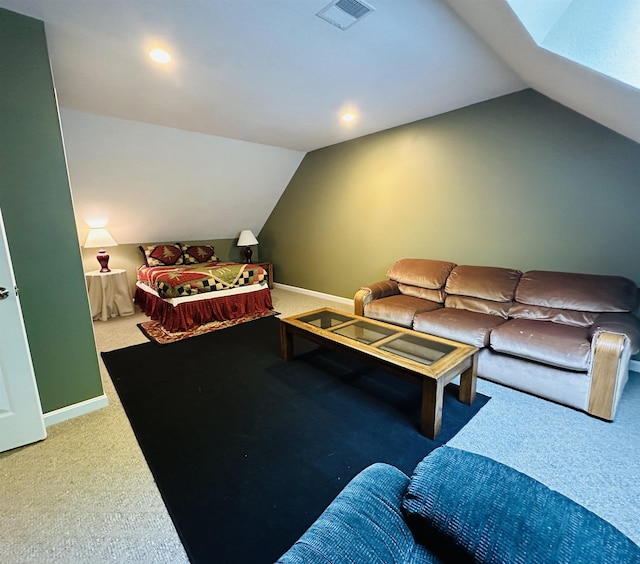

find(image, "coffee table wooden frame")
[279,308,478,439]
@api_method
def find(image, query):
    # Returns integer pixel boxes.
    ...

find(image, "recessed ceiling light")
[342,112,357,122]
[149,48,171,64]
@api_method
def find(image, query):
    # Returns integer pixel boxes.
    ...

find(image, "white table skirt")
[85,269,134,321]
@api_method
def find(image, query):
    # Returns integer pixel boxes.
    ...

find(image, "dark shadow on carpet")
[101,316,490,564]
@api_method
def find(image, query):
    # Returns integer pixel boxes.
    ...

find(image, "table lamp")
[84,228,118,272]
[237,230,258,263]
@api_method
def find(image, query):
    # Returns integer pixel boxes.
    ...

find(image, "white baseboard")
[273,283,354,306]
[43,394,109,427]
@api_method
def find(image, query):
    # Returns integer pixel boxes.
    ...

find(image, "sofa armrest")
[586,314,640,420]
[276,463,430,563]
[590,312,640,354]
[588,331,631,420]
[354,280,399,316]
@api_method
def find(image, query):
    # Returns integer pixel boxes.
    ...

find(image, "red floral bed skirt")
[134,286,273,332]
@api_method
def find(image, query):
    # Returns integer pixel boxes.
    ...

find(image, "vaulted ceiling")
[1,0,638,151]
[448,0,640,149]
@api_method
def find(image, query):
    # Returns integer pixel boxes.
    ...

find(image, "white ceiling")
[2,0,638,151]
[0,0,526,151]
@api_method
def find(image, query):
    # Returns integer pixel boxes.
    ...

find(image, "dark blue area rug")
[101,316,489,563]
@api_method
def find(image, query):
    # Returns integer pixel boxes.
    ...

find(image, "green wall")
[260,89,640,298]
[0,9,103,413]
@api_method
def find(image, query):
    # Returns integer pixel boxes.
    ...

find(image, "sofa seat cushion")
[402,446,640,564]
[516,270,638,313]
[413,308,508,348]
[364,295,442,328]
[387,258,455,290]
[490,319,591,371]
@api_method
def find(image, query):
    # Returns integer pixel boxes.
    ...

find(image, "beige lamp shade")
[237,229,258,263]
[237,230,258,247]
[84,228,117,249]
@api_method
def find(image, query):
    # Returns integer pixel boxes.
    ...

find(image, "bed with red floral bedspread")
[135,243,272,331]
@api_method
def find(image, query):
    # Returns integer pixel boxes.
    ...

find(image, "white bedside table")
[85,268,135,321]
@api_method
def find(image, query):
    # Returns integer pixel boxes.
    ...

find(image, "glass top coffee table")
[279,308,478,439]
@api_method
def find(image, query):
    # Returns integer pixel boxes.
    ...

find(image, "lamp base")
[96,250,111,273]
[244,246,253,263]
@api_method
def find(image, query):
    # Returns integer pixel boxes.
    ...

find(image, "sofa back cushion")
[402,446,640,563]
[398,284,446,304]
[446,265,522,301]
[443,265,521,319]
[387,258,455,290]
[508,303,597,328]
[516,270,638,313]
[445,295,511,318]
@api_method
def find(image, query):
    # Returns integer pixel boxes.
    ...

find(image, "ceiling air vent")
[317,0,375,30]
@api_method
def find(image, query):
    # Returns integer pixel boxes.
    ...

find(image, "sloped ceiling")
[0,0,525,151]
[446,0,640,146]
[3,0,638,244]
[2,0,637,150]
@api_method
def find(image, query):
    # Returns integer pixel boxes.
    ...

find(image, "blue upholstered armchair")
[277,447,640,563]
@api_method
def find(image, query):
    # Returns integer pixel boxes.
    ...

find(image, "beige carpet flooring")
[0,288,351,563]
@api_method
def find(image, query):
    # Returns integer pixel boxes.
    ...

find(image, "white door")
[0,208,46,452]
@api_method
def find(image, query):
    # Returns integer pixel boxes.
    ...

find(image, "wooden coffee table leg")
[421,378,444,440]
[458,353,478,405]
[280,322,294,361]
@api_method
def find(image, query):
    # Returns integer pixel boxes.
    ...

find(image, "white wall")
[60,109,305,245]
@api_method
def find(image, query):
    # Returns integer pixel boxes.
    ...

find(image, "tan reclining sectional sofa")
[354,258,640,421]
